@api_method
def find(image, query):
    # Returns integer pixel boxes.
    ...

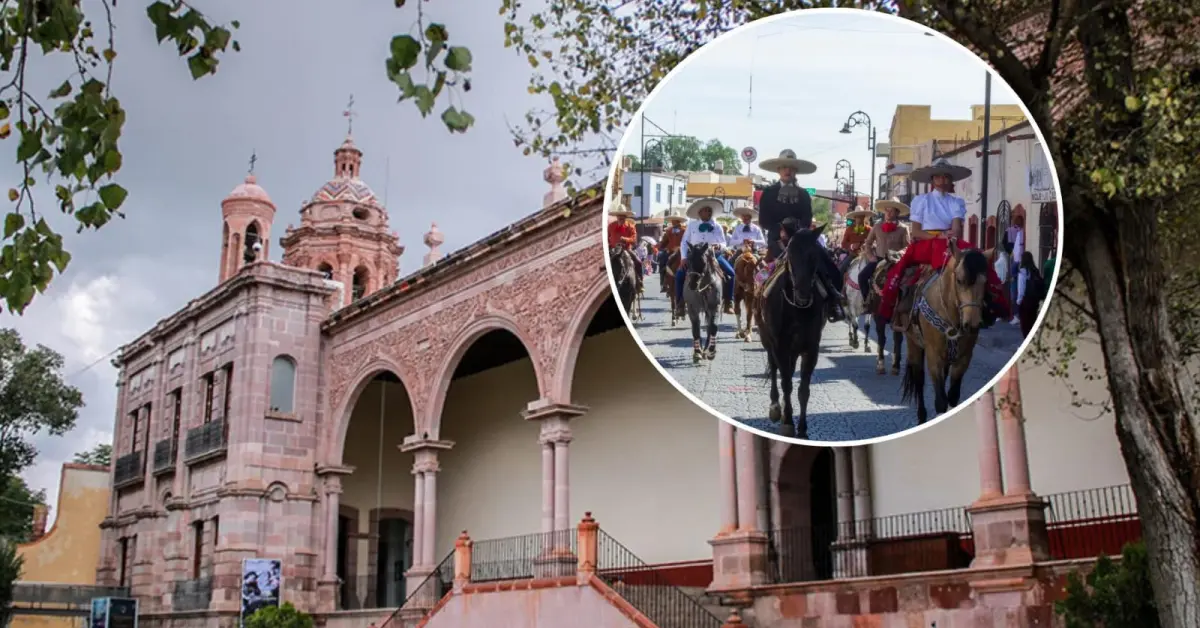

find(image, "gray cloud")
[2,0,567,517]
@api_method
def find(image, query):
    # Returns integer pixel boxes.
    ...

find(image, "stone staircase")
[679,587,757,627]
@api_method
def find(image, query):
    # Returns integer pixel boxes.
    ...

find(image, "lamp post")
[840,110,879,201]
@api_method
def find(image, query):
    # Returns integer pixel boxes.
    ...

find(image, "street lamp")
[840,110,879,201]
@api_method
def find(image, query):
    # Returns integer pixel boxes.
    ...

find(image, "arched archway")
[316,261,334,280]
[334,367,420,610]
[984,216,997,250]
[773,445,836,583]
[433,324,544,551]
[352,265,371,301]
[967,215,979,247]
[1038,203,1058,265]
[552,273,624,403]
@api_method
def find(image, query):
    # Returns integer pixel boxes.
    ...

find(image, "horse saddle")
[892,265,933,331]
[756,254,789,294]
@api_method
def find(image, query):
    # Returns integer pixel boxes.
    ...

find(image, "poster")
[1028,143,1056,203]
[89,598,137,628]
[240,558,282,627]
[89,597,109,628]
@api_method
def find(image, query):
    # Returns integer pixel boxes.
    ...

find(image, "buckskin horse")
[757,225,829,439]
[609,245,638,318]
[899,240,989,424]
[661,249,684,326]
[732,244,761,342]
[683,242,723,363]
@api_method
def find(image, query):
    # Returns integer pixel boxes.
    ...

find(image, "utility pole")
[979,71,992,229]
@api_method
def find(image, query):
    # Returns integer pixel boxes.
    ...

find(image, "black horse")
[758,224,829,439]
[609,246,638,316]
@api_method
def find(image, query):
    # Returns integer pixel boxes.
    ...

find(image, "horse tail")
[900,361,921,404]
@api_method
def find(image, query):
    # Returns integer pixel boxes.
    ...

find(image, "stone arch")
[352,264,372,300]
[424,313,546,438]
[984,215,998,250]
[550,271,613,404]
[316,259,335,280]
[268,354,297,414]
[772,444,837,582]
[328,359,421,466]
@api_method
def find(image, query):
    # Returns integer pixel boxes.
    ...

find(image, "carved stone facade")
[97,152,609,626]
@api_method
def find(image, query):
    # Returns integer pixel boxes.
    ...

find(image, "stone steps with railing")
[370,514,737,628]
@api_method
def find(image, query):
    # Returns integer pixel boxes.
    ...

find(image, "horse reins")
[685,250,719,295]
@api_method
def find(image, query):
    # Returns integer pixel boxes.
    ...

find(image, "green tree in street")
[811,196,833,225]
[641,137,743,173]
[0,540,23,627]
[245,603,314,628]
[72,443,112,467]
[0,329,83,479]
[0,475,44,543]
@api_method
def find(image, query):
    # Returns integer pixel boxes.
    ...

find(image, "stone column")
[398,437,453,577]
[540,442,555,534]
[974,389,1005,500]
[833,448,854,540]
[851,446,874,538]
[421,460,438,566]
[522,400,587,534]
[997,367,1033,496]
[315,465,353,613]
[734,428,759,532]
[717,420,738,535]
[709,427,769,592]
[967,370,1050,569]
[412,466,426,566]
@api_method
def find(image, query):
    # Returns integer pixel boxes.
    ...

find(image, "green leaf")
[445,46,473,72]
[48,81,72,98]
[389,35,421,70]
[391,70,415,97]
[98,184,128,210]
[441,107,475,133]
[230,20,241,29]
[413,86,435,116]
[16,128,42,162]
[425,24,449,45]
[187,54,212,79]
[0,102,8,120]
[146,2,174,42]
[4,213,24,238]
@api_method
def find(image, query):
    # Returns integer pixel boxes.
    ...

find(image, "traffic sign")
[741,146,757,163]
[805,187,817,196]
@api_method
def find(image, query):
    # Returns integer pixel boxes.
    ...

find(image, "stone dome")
[227,174,272,203]
[310,178,378,205]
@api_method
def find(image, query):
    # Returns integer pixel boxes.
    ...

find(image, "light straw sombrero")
[910,158,971,183]
[874,198,910,217]
[685,197,724,220]
[731,205,758,219]
[758,149,818,175]
[608,203,634,219]
[845,206,873,221]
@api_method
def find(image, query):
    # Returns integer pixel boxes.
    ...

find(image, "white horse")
[845,254,873,353]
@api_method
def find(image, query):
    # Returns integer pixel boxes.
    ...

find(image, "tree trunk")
[1067,212,1200,628]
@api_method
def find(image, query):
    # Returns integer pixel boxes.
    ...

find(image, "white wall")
[624,172,686,217]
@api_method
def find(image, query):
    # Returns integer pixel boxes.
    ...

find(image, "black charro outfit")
[758,181,846,322]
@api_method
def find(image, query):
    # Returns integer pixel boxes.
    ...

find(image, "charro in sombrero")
[910,158,971,184]
[731,205,758,219]
[608,203,634,219]
[874,198,910,217]
[845,206,873,221]
[685,197,724,220]
[758,149,818,175]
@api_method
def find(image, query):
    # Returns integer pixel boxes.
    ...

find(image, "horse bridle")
[686,248,718,294]
[782,254,820,310]
[610,247,635,286]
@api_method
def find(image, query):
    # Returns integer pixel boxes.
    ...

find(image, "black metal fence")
[768,506,974,583]
[11,583,130,614]
[184,420,226,461]
[595,530,722,628]
[172,576,213,612]
[376,552,454,628]
[469,529,576,583]
[1044,484,1140,559]
[113,451,143,488]
[153,438,176,474]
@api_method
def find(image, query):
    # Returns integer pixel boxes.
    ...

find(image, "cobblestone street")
[631,279,1028,442]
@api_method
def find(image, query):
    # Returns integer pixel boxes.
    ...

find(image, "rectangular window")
[118,537,130,587]
[212,516,220,554]
[170,388,182,444]
[679,188,684,204]
[655,183,661,203]
[141,403,152,475]
[633,185,642,198]
[667,185,673,204]
[192,520,204,578]
[128,410,140,453]
[220,363,234,435]
[202,372,215,424]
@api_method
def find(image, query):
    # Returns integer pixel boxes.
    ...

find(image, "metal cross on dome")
[343,94,357,135]
[248,150,257,175]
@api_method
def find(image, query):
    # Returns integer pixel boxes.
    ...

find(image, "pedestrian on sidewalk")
[1016,251,1046,338]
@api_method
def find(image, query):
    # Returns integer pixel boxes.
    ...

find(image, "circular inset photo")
[603,9,1063,445]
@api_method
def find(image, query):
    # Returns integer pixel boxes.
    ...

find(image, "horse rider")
[657,208,686,292]
[856,199,911,301]
[607,204,643,294]
[840,206,871,254]
[728,205,767,252]
[757,149,845,322]
[675,198,736,315]
[876,158,1011,325]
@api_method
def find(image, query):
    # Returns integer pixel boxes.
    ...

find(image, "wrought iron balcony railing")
[153,438,177,474]
[172,576,213,612]
[184,420,227,462]
[113,451,143,488]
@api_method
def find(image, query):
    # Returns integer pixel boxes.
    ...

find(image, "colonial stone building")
[97,133,1137,628]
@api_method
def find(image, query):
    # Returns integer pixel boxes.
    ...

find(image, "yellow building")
[885,105,1027,199]
[11,463,120,628]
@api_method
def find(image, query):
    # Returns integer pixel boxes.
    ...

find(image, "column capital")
[315,463,355,478]
[399,436,455,454]
[539,422,573,445]
[522,400,588,422]
[412,457,441,474]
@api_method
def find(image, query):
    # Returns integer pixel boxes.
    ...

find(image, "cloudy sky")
[3,0,568,519]
[627,10,1025,195]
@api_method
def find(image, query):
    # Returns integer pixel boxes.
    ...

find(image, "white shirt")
[681,219,727,259]
[727,222,766,249]
[817,233,829,249]
[994,252,1010,283]
[1012,229,1025,261]
[909,190,967,231]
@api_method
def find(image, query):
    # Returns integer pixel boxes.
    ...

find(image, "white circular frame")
[600,7,1067,448]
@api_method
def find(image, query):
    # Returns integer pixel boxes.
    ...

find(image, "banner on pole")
[241,558,283,628]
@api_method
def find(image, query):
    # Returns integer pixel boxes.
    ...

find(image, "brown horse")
[732,244,761,341]
[660,250,683,325]
[866,251,905,376]
[899,240,989,424]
